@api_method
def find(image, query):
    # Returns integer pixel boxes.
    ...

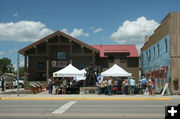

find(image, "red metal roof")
[91,45,139,58]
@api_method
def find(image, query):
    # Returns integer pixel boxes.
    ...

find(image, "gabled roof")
[91,45,139,58]
[19,30,99,54]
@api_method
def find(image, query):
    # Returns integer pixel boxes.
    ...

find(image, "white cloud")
[13,12,18,17]
[0,21,53,42]
[0,51,5,55]
[110,16,159,52]
[8,49,18,53]
[89,26,95,30]
[94,28,103,33]
[61,28,89,38]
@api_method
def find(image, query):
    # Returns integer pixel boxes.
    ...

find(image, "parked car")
[0,76,24,89]
[13,78,24,88]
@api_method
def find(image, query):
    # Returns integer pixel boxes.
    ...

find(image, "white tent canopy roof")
[101,64,132,77]
[53,64,84,77]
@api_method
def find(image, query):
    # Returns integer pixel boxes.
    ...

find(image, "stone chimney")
[145,35,149,42]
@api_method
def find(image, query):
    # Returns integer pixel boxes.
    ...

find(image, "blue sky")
[0,0,180,68]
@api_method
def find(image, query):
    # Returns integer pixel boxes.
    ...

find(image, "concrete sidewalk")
[0,91,179,100]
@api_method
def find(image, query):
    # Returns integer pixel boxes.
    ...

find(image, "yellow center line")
[0,97,172,100]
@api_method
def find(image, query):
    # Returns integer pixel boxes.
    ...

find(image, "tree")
[0,57,14,74]
[19,67,25,77]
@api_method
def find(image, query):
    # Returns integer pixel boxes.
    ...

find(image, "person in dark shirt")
[1,76,5,92]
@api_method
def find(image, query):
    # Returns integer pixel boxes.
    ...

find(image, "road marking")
[52,101,77,114]
[0,97,172,100]
[0,113,164,117]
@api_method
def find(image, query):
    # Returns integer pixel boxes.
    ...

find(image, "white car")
[13,78,24,88]
[0,76,24,89]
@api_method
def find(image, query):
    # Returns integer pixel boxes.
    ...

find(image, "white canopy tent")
[101,64,132,77]
[53,64,85,77]
[74,69,87,81]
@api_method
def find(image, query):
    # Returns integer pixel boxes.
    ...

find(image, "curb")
[0,97,172,100]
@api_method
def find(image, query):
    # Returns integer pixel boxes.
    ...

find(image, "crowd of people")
[48,77,78,95]
[96,75,155,96]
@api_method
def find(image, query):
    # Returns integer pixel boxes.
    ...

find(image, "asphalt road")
[0,99,179,119]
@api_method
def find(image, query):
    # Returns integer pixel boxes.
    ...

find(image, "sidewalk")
[1,90,179,100]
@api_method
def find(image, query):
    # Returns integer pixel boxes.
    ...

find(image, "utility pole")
[17,52,19,96]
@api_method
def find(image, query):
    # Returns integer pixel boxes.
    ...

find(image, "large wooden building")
[141,12,180,94]
[19,30,139,88]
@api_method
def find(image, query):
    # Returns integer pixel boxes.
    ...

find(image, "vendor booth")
[101,64,132,77]
[53,64,85,77]
[52,64,85,94]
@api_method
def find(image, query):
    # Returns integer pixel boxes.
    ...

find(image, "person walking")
[1,76,5,92]
[129,77,135,95]
[107,77,113,95]
[48,77,53,94]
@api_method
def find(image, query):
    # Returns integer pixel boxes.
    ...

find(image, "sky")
[0,0,180,69]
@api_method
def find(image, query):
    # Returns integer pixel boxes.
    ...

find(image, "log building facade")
[19,31,139,88]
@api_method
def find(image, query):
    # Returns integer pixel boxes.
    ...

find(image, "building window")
[141,54,144,62]
[108,56,114,63]
[149,49,151,60]
[146,51,148,60]
[37,62,45,70]
[165,38,168,53]
[153,47,155,58]
[57,52,66,60]
[157,44,160,57]
[120,55,126,63]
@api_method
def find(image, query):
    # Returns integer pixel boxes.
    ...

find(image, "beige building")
[141,12,180,94]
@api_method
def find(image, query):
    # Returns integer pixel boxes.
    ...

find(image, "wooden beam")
[72,53,95,56]
[27,53,47,57]
[47,44,49,57]
[48,43,70,46]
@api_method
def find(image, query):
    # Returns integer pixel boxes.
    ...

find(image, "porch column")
[24,55,27,89]
[46,60,49,85]
[92,51,95,64]
[69,40,72,64]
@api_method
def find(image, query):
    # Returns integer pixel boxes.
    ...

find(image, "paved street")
[0,96,179,119]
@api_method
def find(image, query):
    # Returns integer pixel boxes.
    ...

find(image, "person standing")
[97,78,101,95]
[107,77,113,95]
[129,77,135,95]
[1,76,5,92]
[148,76,152,95]
[141,76,147,95]
[62,78,67,94]
[123,78,129,95]
[149,78,155,96]
[117,78,123,94]
[104,79,108,95]
[48,77,53,94]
